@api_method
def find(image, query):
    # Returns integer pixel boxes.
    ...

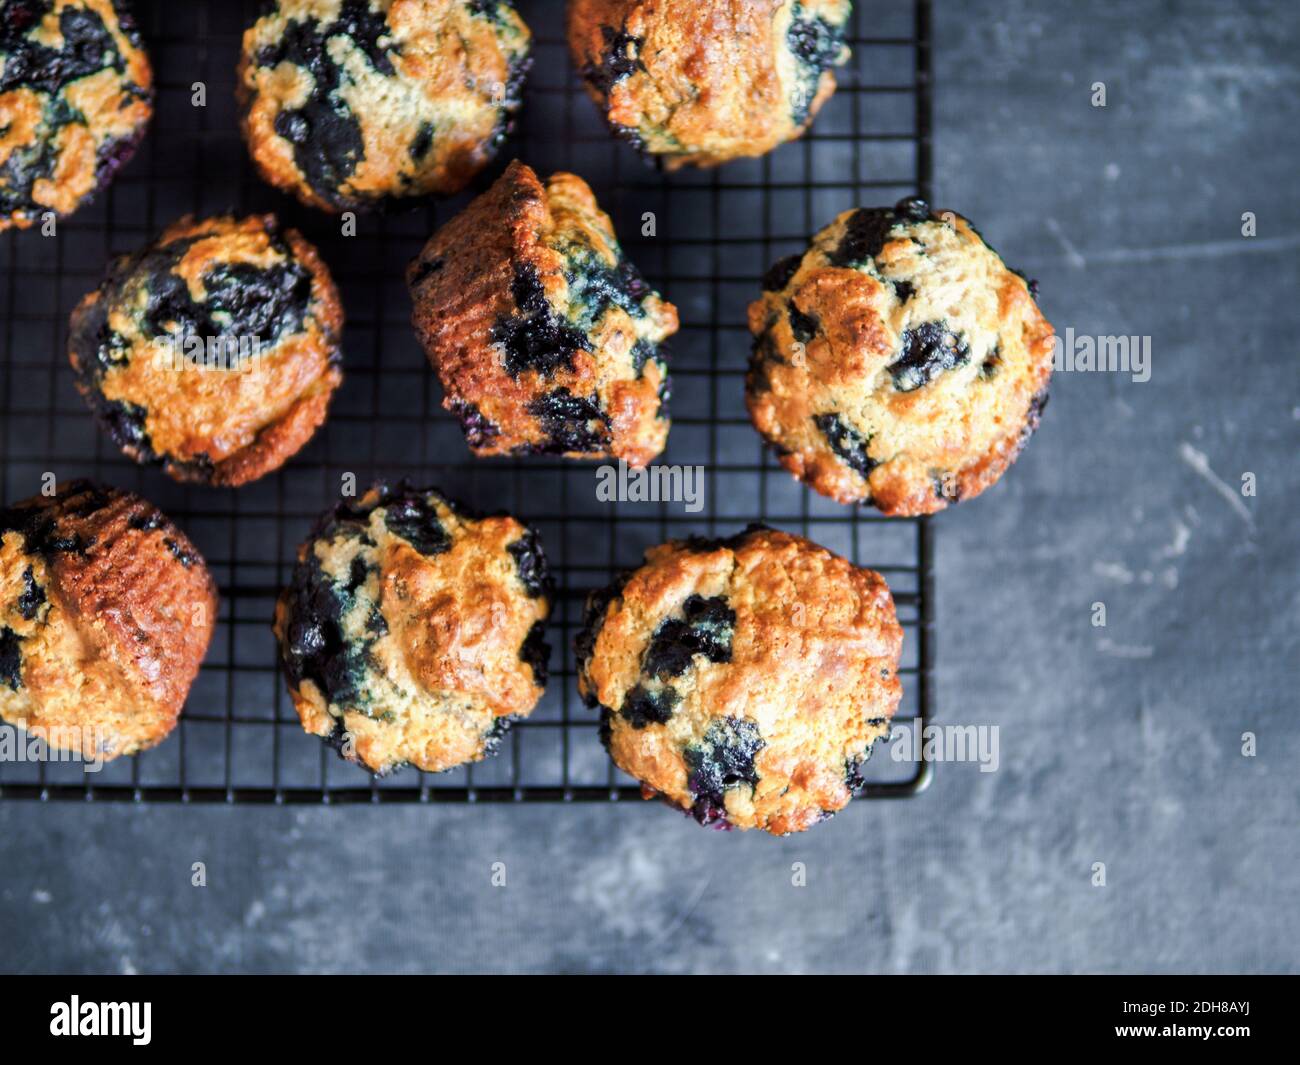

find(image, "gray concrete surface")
[1,0,1296,973]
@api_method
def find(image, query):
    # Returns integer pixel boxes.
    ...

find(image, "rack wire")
[0,0,934,804]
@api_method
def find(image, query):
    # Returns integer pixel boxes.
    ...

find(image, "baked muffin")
[0,0,153,232]
[274,482,552,776]
[567,0,850,170]
[68,213,344,487]
[0,480,216,762]
[408,159,677,466]
[747,198,1055,516]
[576,525,902,835]
[237,0,532,211]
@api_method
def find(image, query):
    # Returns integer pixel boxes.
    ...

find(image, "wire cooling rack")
[0,0,934,803]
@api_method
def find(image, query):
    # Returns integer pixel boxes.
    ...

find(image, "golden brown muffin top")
[408,159,677,466]
[748,199,1055,515]
[0,0,153,231]
[0,481,217,760]
[567,0,850,168]
[577,526,902,834]
[68,213,344,487]
[237,0,532,210]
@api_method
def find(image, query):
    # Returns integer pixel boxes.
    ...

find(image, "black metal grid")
[0,0,934,803]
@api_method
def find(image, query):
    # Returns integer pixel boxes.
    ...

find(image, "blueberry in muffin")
[68,213,344,487]
[407,159,678,466]
[576,525,902,835]
[0,480,217,761]
[274,482,553,776]
[0,0,153,232]
[567,0,851,170]
[237,0,532,211]
[747,198,1056,515]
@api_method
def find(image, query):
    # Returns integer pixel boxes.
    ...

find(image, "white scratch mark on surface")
[1093,561,1134,583]
[1157,520,1192,559]
[32,889,51,904]
[1083,233,1300,264]
[1097,638,1155,659]
[1178,442,1254,527]
[1045,217,1087,268]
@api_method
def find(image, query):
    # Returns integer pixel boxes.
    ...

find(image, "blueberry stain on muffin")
[274,482,552,776]
[238,0,532,210]
[0,0,153,231]
[685,716,766,828]
[409,160,677,465]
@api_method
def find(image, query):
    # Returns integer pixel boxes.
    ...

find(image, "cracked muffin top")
[747,198,1055,516]
[567,0,850,169]
[237,0,532,211]
[68,213,344,487]
[273,482,552,776]
[0,0,153,232]
[408,159,678,466]
[0,480,216,761]
[575,525,902,835]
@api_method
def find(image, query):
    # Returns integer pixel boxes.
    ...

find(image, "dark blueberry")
[566,251,653,325]
[890,320,971,392]
[507,528,552,598]
[583,24,643,96]
[163,537,198,568]
[253,0,397,206]
[642,595,735,679]
[574,569,633,688]
[828,207,904,267]
[786,8,846,125]
[1008,264,1040,298]
[382,494,450,556]
[0,627,21,691]
[685,716,766,826]
[980,344,1002,379]
[761,253,804,292]
[788,304,819,343]
[409,254,444,285]
[597,706,615,750]
[279,553,368,707]
[1016,387,1050,452]
[0,3,121,97]
[519,621,550,686]
[448,399,500,447]
[16,567,45,620]
[482,714,516,757]
[526,388,611,454]
[0,480,111,559]
[680,524,769,555]
[814,412,876,480]
[408,120,434,160]
[493,265,591,377]
[621,684,679,729]
[891,279,915,302]
[128,511,164,532]
[894,196,932,222]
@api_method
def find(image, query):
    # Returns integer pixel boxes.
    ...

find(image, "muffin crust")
[68,213,344,487]
[274,482,552,776]
[576,526,902,834]
[567,0,851,169]
[237,0,532,210]
[747,198,1055,515]
[0,0,153,231]
[0,481,216,761]
[408,159,677,466]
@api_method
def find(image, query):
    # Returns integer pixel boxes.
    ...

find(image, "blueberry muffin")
[576,525,902,834]
[237,0,532,211]
[567,0,850,170]
[274,482,552,776]
[747,198,1056,516]
[68,213,344,487]
[408,159,677,466]
[0,481,216,761]
[0,0,153,232]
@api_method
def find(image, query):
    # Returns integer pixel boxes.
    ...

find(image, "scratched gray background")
[1,0,1296,974]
